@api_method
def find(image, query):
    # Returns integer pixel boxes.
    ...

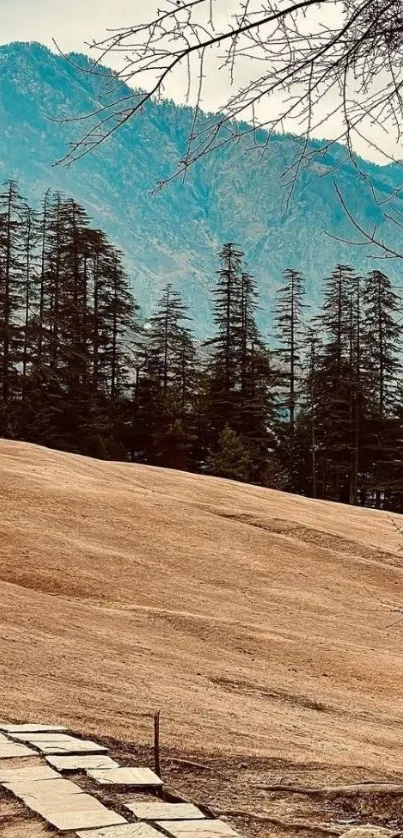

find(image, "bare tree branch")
[55,1,403,255]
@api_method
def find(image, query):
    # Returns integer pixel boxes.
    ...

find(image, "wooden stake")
[154,711,161,780]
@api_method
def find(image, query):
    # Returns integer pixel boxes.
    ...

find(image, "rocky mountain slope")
[1,41,403,334]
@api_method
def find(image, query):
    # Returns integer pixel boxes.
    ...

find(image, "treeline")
[1,181,402,510]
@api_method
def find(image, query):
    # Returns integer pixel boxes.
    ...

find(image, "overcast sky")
[0,0,236,105]
[0,0,399,163]
[0,0,137,51]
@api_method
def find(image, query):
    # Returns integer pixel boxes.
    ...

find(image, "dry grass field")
[2,439,403,837]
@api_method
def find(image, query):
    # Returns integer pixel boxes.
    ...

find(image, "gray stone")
[46,754,119,772]
[40,738,108,755]
[76,825,162,838]
[125,802,204,821]
[0,732,36,758]
[157,821,242,838]
[87,767,162,787]
[2,766,126,832]
[6,778,83,798]
[0,765,60,783]
[9,732,108,754]
[29,797,126,832]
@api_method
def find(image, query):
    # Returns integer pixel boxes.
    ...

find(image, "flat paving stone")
[87,767,162,787]
[125,802,205,821]
[29,793,117,812]
[0,744,35,758]
[7,778,84,798]
[76,824,162,838]
[0,724,68,733]
[2,769,126,832]
[0,732,36,758]
[0,765,60,783]
[46,754,119,772]
[157,821,242,838]
[9,733,108,754]
[29,798,126,832]
[40,739,108,755]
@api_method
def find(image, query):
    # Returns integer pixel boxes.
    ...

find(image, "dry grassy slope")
[1,439,403,775]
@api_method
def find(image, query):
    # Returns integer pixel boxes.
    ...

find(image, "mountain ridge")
[1,40,403,334]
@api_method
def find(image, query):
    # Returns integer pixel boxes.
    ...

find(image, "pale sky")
[0,0,241,110]
[0,0,137,51]
[0,0,399,163]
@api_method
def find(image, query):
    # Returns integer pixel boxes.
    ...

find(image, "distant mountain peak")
[0,40,401,335]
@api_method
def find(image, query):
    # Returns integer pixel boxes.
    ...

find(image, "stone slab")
[76,824,162,838]
[157,821,242,838]
[27,797,126,832]
[0,740,36,758]
[27,793,116,813]
[0,724,68,733]
[46,754,119,772]
[0,765,60,783]
[125,802,205,821]
[3,773,126,832]
[40,739,108,755]
[87,767,162,787]
[0,746,34,758]
[9,733,108,755]
[6,778,84,799]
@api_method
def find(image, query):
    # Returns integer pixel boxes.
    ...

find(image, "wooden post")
[154,711,161,780]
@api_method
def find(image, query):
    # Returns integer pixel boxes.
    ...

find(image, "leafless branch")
[54,1,403,256]
[55,2,403,165]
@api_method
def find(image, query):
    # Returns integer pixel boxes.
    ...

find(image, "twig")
[167,757,213,771]
[257,783,403,797]
[211,807,343,834]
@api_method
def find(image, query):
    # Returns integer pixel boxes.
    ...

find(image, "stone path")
[157,822,241,838]
[87,767,163,787]
[1,764,125,831]
[0,732,36,759]
[8,731,108,754]
[46,754,119,771]
[0,720,243,837]
[124,802,205,820]
[76,826,162,838]
[0,765,59,783]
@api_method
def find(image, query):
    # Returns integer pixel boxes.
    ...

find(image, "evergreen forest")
[1,180,402,511]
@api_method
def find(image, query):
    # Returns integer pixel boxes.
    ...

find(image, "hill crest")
[1,41,403,334]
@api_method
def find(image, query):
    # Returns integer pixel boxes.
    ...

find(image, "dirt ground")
[2,439,403,837]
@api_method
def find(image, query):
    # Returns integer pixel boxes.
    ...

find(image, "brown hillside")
[1,438,403,827]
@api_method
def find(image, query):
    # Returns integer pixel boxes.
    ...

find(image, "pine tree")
[203,244,276,484]
[203,243,244,439]
[293,328,319,498]
[206,425,252,483]
[274,269,306,433]
[274,268,307,489]
[0,180,31,434]
[361,269,402,508]
[132,284,196,468]
[306,265,361,501]
[0,183,401,507]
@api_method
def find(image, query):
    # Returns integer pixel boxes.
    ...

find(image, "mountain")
[0,40,403,335]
